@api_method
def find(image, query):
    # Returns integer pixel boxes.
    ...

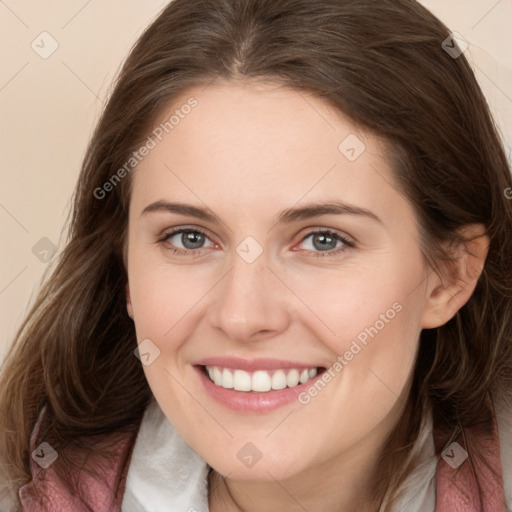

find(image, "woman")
[1,0,511,510]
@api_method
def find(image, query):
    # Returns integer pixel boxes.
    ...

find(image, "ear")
[126,283,134,319]
[421,224,489,329]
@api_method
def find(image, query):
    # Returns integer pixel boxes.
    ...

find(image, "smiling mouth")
[201,365,325,392]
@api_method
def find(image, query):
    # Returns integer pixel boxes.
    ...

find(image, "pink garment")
[434,401,507,512]
[19,407,507,511]
[18,425,136,512]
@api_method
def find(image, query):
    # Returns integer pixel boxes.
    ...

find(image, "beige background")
[1,0,511,362]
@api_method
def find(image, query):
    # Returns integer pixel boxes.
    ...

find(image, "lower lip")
[194,366,324,414]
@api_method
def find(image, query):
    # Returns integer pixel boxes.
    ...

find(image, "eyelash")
[158,226,355,258]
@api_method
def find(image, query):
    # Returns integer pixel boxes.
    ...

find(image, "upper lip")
[194,357,324,371]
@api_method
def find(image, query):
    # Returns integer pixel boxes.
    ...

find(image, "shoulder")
[18,408,138,512]
[395,394,512,512]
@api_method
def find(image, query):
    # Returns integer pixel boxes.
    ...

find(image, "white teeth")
[205,366,319,392]
[222,368,234,389]
[213,367,222,386]
[271,370,287,390]
[286,369,300,387]
[252,371,272,392]
[233,369,252,391]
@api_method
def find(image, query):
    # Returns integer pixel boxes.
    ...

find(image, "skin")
[125,79,489,511]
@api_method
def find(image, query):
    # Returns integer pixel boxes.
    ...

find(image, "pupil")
[182,231,204,249]
[313,233,336,251]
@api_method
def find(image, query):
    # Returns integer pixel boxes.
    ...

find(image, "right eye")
[159,227,216,255]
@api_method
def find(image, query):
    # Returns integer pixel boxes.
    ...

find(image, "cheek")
[127,250,213,341]
[281,260,420,356]
[128,261,215,426]
[281,258,425,419]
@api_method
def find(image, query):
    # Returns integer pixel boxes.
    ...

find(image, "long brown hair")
[1,0,511,509]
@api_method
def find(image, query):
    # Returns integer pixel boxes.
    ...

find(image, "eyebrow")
[141,200,383,226]
[277,201,383,225]
[141,200,219,222]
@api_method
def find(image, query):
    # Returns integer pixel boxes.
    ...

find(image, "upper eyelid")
[296,227,355,247]
[160,225,213,240]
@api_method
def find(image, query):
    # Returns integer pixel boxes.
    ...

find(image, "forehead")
[130,80,410,230]
[150,79,371,172]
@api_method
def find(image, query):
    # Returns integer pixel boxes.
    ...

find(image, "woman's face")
[125,79,435,482]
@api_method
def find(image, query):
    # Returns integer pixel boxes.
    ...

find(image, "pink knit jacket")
[18,407,508,512]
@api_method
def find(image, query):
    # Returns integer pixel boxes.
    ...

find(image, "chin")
[206,446,309,482]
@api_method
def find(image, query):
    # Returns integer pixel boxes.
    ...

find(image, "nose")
[208,252,291,344]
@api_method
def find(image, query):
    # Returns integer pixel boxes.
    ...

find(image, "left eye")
[299,232,348,252]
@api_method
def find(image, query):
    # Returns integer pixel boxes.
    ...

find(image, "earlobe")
[126,283,134,319]
[420,224,489,329]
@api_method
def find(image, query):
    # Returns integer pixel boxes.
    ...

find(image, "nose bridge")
[210,247,289,341]
[226,256,264,308]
